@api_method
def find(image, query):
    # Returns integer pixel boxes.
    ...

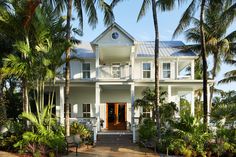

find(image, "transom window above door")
[143,63,151,78]
[163,63,171,78]
[112,63,121,78]
[82,63,90,79]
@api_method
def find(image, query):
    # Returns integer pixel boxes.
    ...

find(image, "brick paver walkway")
[0,151,18,157]
[63,145,159,157]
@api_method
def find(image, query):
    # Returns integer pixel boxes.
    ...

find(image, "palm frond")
[98,0,115,26]
[172,0,198,39]
[137,0,151,22]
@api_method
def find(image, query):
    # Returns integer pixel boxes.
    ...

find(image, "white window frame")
[111,63,121,78]
[162,62,171,79]
[142,62,152,79]
[142,107,151,118]
[82,104,91,118]
[82,62,91,79]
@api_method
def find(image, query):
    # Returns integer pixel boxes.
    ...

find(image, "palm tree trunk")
[65,0,72,136]
[209,52,218,107]
[151,0,161,144]
[200,0,208,126]
[22,78,29,114]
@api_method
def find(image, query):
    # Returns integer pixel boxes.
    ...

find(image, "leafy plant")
[14,105,66,156]
[138,118,157,141]
[70,121,91,139]
[0,120,25,152]
[168,114,212,156]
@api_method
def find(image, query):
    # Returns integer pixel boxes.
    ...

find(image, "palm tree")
[0,0,35,114]
[219,59,236,84]
[1,0,117,136]
[40,0,118,136]
[183,1,236,108]
[135,0,185,143]
[173,0,230,125]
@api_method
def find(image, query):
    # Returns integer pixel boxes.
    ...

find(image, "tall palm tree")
[2,0,116,136]
[40,0,117,136]
[134,0,185,143]
[0,0,36,114]
[184,1,236,106]
[173,0,230,125]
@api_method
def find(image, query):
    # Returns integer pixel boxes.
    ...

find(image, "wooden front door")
[106,103,126,130]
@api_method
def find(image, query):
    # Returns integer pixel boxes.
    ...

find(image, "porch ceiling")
[99,46,131,62]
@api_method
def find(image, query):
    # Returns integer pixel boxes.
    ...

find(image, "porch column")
[131,83,136,143]
[191,90,195,116]
[59,85,65,125]
[207,84,210,124]
[167,85,172,102]
[191,60,195,79]
[95,46,100,78]
[95,83,101,131]
[130,46,135,79]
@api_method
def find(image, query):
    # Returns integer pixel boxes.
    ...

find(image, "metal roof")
[72,41,196,59]
[136,41,197,57]
[72,43,95,59]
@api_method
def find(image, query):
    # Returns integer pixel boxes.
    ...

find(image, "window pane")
[86,104,90,112]
[143,63,151,70]
[163,63,170,70]
[163,71,170,78]
[83,104,86,112]
[143,71,150,78]
[82,63,90,71]
[83,72,90,79]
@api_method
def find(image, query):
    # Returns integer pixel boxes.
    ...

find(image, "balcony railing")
[98,64,131,79]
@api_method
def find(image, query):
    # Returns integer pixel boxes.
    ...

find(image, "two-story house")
[52,23,213,143]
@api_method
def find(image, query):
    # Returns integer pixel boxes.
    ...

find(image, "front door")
[106,103,126,130]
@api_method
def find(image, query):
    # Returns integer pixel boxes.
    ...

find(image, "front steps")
[96,133,135,146]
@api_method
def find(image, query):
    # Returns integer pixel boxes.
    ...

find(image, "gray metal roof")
[73,43,95,59]
[136,41,196,57]
[72,41,196,59]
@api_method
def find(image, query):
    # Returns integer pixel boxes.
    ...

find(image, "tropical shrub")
[138,118,157,141]
[210,103,236,156]
[14,105,66,156]
[168,114,212,157]
[70,121,93,144]
[0,120,25,152]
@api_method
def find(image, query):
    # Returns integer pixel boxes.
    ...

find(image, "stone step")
[96,134,134,146]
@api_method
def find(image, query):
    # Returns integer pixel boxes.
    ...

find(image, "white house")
[52,23,213,143]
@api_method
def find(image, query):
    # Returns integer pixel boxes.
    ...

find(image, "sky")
[72,0,236,92]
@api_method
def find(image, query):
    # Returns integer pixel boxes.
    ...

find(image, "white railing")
[99,65,131,79]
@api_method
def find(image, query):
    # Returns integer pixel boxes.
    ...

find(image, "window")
[82,63,90,79]
[143,107,151,118]
[163,63,171,78]
[112,63,120,78]
[143,63,151,78]
[83,104,90,118]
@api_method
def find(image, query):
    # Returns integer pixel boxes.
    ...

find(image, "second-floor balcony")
[98,64,131,80]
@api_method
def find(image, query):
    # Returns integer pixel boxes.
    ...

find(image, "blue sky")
[73,1,236,91]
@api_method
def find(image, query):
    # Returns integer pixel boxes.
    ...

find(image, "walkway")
[63,145,159,157]
[0,151,18,157]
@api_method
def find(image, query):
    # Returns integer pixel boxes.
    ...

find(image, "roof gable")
[91,22,135,45]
